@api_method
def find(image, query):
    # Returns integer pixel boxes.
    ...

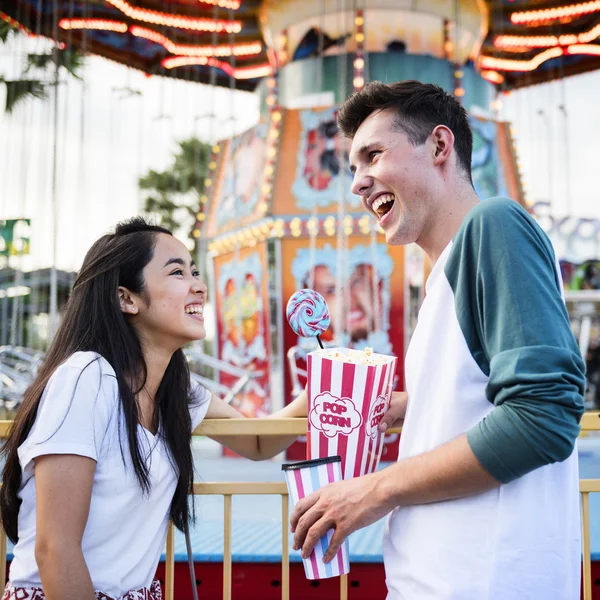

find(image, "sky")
[1,35,599,272]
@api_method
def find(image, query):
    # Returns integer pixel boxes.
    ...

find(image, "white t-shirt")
[9,351,211,597]
[383,201,583,599]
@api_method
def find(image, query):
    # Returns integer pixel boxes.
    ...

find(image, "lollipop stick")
[317,335,325,350]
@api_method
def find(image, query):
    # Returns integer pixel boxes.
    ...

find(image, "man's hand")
[290,472,392,563]
[378,391,408,432]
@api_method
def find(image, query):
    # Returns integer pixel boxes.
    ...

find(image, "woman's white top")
[9,351,211,597]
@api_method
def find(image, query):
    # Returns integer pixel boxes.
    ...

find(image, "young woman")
[0,218,308,600]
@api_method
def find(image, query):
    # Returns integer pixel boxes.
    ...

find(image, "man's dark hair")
[337,80,474,183]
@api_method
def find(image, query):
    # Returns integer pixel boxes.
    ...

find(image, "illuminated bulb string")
[480,44,600,71]
[495,24,600,49]
[105,0,242,32]
[511,0,600,24]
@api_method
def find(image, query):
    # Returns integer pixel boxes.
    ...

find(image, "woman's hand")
[377,391,408,433]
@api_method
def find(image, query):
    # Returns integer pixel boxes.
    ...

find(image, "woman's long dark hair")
[1,217,196,543]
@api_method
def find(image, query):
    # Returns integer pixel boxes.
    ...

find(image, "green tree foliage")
[139,137,211,254]
[1,23,83,113]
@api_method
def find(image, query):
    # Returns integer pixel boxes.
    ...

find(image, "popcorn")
[316,347,387,366]
[307,347,398,479]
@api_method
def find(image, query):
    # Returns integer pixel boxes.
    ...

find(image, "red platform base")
[155,562,387,600]
[155,561,600,600]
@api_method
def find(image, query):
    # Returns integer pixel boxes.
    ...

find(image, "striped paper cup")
[306,348,397,479]
[282,456,350,580]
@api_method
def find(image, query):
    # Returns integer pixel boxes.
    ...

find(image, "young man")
[289,81,586,599]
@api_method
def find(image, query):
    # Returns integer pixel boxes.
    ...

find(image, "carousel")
[1,0,599,448]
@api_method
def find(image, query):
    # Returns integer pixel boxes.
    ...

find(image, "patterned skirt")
[2,579,162,600]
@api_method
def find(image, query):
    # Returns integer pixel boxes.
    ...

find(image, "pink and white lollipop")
[286,289,331,349]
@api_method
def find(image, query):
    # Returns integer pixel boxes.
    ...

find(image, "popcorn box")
[282,456,350,579]
[306,348,397,479]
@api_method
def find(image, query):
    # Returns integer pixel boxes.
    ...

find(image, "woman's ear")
[118,286,139,315]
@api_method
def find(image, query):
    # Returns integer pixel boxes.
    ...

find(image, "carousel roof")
[1,0,599,91]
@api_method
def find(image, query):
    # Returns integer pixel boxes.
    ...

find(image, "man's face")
[349,109,434,246]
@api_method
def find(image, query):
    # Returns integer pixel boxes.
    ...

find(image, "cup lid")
[281,455,342,471]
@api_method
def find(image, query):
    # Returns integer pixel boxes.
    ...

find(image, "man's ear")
[118,286,139,315]
[431,125,454,166]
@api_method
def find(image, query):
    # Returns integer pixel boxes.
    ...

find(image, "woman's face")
[124,233,208,351]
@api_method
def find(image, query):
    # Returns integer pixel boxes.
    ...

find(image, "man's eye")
[369,150,380,161]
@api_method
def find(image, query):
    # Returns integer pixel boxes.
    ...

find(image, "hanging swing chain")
[334,0,349,345]
[307,0,328,291]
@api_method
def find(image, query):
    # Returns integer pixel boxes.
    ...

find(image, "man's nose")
[351,170,372,197]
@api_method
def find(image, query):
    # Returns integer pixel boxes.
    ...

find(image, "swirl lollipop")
[286,289,331,349]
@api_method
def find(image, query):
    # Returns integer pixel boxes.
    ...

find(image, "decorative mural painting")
[213,123,267,232]
[214,245,271,420]
[290,242,395,354]
[292,107,360,211]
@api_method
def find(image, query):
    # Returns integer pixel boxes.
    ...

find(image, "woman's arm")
[34,454,96,600]
[204,390,307,460]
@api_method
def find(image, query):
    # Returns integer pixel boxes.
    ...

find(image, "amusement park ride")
[2,0,598,424]
[1,0,600,597]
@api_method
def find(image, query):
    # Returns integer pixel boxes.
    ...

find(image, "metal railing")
[0,412,598,599]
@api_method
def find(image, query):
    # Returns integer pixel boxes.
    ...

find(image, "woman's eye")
[171,269,184,276]
[192,269,201,278]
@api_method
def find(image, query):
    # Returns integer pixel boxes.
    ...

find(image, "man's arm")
[290,433,498,562]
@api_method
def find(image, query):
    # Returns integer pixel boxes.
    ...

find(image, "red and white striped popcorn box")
[282,456,350,579]
[306,348,397,479]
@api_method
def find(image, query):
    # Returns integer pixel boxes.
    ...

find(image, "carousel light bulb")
[455,88,465,97]
[355,16,364,26]
[200,195,208,204]
[209,161,217,170]
[454,70,464,78]
[272,111,282,122]
[198,213,206,222]
[205,178,212,187]
[353,76,365,88]
[444,41,454,54]
[354,57,364,69]
[270,129,280,140]
[266,95,276,106]
[212,145,220,153]
[481,70,505,84]
[193,229,200,238]
[268,147,277,158]
[262,184,272,194]
[355,33,365,43]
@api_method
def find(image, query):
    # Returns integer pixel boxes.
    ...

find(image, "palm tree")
[0,21,83,113]
[139,137,211,256]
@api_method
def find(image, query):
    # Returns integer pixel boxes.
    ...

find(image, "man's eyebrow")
[162,258,196,269]
[349,143,377,174]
